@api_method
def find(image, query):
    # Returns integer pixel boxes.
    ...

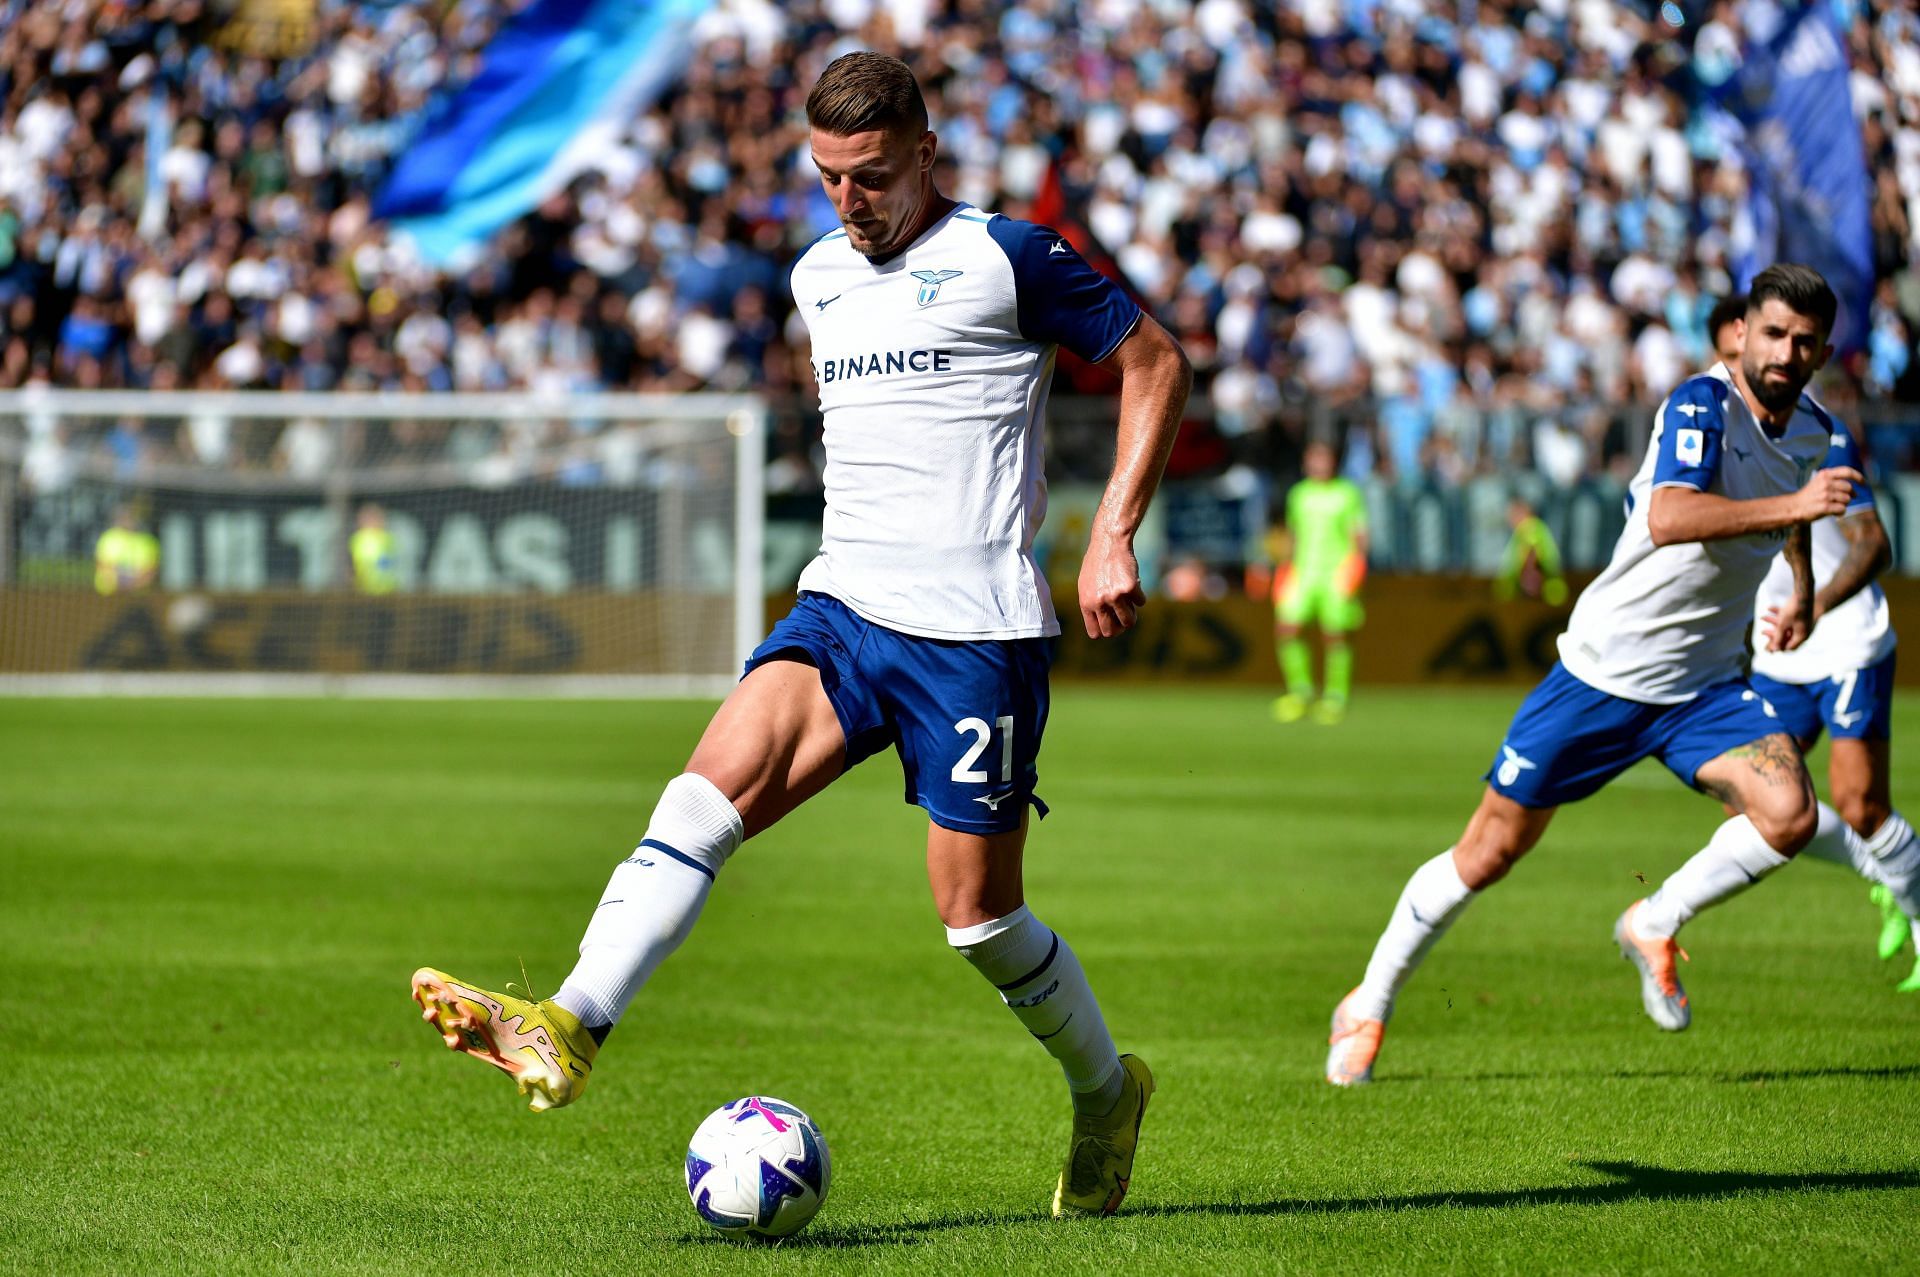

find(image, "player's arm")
[1762,424,1883,651]
[1815,508,1892,616]
[1761,508,1892,650]
[1081,314,1192,637]
[1765,523,1819,652]
[1643,381,1858,546]
[1811,428,1891,618]
[1648,475,1860,546]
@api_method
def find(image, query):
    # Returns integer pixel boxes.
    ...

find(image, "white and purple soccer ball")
[685,1096,831,1239]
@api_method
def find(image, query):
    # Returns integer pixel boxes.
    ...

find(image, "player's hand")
[1793,467,1864,521]
[1761,599,1819,652]
[1078,529,1146,639]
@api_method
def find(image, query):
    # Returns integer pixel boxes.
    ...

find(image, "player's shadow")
[732,1160,1920,1249]
[1372,1062,1920,1085]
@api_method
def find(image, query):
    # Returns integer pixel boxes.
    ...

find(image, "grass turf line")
[2,689,1916,1275]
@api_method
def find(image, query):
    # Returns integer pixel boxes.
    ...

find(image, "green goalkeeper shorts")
[1275,572,1364,632]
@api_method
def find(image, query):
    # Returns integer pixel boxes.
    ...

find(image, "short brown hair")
[805,51,927,137]
[1747,264,1837,336]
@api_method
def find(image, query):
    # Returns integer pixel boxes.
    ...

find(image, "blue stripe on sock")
[995,933,1059,992]
[640,838,715,881]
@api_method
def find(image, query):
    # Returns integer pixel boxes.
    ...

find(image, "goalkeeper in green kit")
[1271,439,1368,724]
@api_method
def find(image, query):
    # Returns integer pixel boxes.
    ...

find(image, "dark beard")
[1743,362,1802,413]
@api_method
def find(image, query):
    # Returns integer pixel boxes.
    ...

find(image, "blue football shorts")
[1485,662,1790,809]
[743,592,1054,835]
[1748,649,1897,745]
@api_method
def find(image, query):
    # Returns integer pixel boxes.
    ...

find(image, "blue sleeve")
[1815,412,1875,513]
[985,217,1142,362]
[1650,377,1727,492]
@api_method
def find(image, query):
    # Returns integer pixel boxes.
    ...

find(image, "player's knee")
[1750,795,1818,856]
[1453,829,1530,888]
[1835,790,1889,838]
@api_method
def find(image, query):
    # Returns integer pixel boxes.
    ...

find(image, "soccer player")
[1271,439,1368,725]
[410,52,1192,1217]
[1709,307,1920,991]
[1325,265,1882,1085]
[1493,496,1567,606]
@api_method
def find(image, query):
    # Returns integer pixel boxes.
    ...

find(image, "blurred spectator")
[350,501,397,593]
[0,0,1914,501]
[94,502,158,594]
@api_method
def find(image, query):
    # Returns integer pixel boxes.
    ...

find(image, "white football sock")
[1634,815,1790,940]
[1864,810,1920,917]
[948,906,1123,1115]
[1350,849,1477,1023]
[554,773,744,1031]
[1801,802,1890,881]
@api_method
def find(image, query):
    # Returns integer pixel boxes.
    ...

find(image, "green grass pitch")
[4,687,1918,1274]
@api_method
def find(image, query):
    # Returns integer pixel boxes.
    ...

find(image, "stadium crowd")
[4,0,1920,493]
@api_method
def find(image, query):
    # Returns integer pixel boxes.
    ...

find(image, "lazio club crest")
[912,269,963,307]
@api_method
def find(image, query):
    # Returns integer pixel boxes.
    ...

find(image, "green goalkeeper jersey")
[1285,477,1367,582]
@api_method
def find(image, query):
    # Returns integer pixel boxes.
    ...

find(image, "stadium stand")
[2,0,1917,498]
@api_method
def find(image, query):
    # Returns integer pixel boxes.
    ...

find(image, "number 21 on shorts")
[951,715,1015,784]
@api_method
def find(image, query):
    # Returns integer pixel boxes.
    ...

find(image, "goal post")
[0,390,768,696]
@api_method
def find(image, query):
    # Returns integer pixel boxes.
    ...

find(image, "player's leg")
[548,658,850,1037]
[1318,626,1353,724]
[1315,583,1363,724]
[1621,702,1823,1031]
[1328,663,1647,1083]
[1634,732,1817,936]
[1816,653,1920,980]
[934,819,1123,1112]
[413,598,883,1110]
[1272,570,1314,722]
[1328,790,1555,1084]
[1829,737,1920,970]
[931,819,1149,1216]
[886,630,1146,1215]
[1828,737,1893,842]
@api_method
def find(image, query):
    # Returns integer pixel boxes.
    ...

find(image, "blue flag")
[376,0,710,266]
[1726,4,1874,354]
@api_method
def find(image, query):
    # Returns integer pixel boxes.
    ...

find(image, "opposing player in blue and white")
[411,52,1192,1218]
[1326,265,1883,1085]
[1708,306,1920,992]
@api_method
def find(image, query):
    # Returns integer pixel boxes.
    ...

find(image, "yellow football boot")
[410,967,598,1112]
[1271,694,1309,723]
[1052,1054,1155,1218]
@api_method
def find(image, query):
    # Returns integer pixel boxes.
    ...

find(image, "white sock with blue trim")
[554,773,744,1036]
[948,906,1123,1115]
[1863,810,1920,916]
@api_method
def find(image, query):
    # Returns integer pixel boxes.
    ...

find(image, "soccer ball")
[685,1096,831,1239]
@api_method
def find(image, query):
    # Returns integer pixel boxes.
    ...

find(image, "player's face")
[810,126,937,259]
[1712,319,1743,368]
[1738,299,1832,413]
[1304,443,1335,480]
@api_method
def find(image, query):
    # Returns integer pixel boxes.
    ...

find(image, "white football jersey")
[789,203,1140,640]
[1750,417,1895,682]
[1558,364,1832,703]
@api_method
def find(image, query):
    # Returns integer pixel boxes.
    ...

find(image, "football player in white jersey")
[1325,265,1886,1085]
[1707,306,1920,991]
[410,53,1193,1217]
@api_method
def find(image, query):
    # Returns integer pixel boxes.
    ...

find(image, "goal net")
[0,390,766,696]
